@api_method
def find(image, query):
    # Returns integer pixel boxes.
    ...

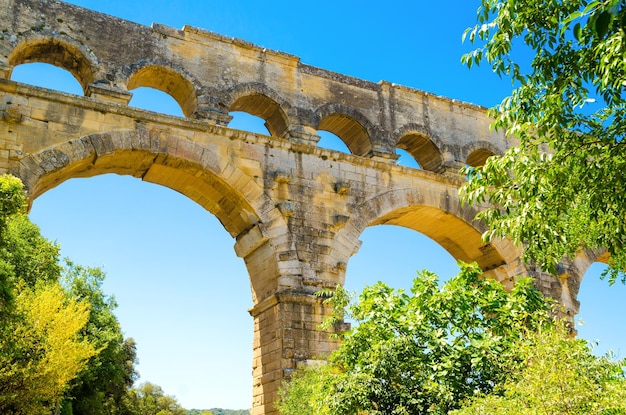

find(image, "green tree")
[60,261,138,415]
[0,175,99,414]
[121,382,186,415]
[0,175,59,318]
[461,0,626,282]
[451,322,626,415]
[278,263,552,415]
[0,281,98,415]
[0,174,144,415]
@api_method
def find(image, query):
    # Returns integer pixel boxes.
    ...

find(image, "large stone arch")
[225,83,291,138]
[315,103,377,157]
[12,130,258,234]
[332,186,523,288]
[10,129,298,304]
[126,60,200,118]
[394,123,445,172]
[7,128,312,415]
[6,32,99,92]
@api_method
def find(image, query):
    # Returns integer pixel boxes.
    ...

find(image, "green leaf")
[595,10,612,38]
[573,22,582,41]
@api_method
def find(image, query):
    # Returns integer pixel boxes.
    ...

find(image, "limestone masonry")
[0,1,600,413]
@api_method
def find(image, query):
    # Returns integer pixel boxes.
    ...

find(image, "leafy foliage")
[461,0,626,282]
[0,175,59,318]
[278,263,552,415]
[0,175,25,232]
[0,174,140,414]
[121,382,186,415]
[0,281,98,415]
[0,174,98,414]
[451,321,626,415]
[61,261,138,415]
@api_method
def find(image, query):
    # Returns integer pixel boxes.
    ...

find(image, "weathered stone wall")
[0,0,504,165]
[0,1,594,413]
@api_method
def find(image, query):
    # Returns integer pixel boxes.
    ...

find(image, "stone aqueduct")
[0,0,602,413]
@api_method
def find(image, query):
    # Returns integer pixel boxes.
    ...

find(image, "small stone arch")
[331,187,522,287]
[225,83,291,138]
[7,33,98,92]
[394,124,444,172]
[315,103,376,157]
[463,141,502,167]
[126,61,200,117]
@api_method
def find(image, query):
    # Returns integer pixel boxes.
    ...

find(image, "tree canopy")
[0,281,98,415]
[0,174,141,415]
[450,321,626,415]
[461,0,626,282]
[278,263,551,415]
[60,261,138,415]
[121,382,186,415]
[0,175,98,414]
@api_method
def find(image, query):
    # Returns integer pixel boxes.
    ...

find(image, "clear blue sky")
[11,0,626,410]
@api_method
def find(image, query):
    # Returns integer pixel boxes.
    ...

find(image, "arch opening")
[18,133,261,239]
[576,262,626,357]
[127,65,197,117]
[128,87,185,117]
[28,174,254,410]
[466,148,496,167]
[344,225,460,295]
[228,111,271,135]
[370,206,507,274]
[317,130,351,154]
[229,94,289,138]
[8,38,95,92]
[334,190,517,293]
[395,148,420,169]
[318,113,371,156]
[396,133,443,172]
[10,61,84,95]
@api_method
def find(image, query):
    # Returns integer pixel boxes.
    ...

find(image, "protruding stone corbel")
[0,63,13,80]
[276,201,294,217]
[366,148,399,163]
[287,125,320,146]
[234,224,268,258]
[192,107,233,126]
[334,181,350,195]
[86,82,133,105]
[332,214,349,230]
[274,170,291,184]
[439,157,466,178]
[0,104,22,124]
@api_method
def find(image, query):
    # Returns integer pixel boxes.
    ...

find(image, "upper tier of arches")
[0,7,509,174]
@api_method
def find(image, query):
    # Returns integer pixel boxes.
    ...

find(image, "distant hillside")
[186,409,250,415]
